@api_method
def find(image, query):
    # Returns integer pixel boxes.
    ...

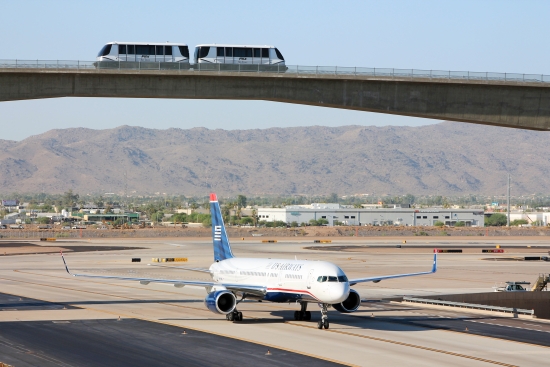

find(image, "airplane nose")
[329,283,350,303]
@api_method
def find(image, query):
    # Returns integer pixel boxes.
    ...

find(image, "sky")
[1,0,548,141]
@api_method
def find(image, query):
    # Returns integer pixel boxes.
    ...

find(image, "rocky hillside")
[0,122,548,196]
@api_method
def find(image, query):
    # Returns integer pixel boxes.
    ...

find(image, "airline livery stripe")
[267,288,320,301]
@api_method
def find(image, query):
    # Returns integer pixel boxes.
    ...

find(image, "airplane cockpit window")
[327,276,338,282]
[317,276,328,282]
[337,275,348,282]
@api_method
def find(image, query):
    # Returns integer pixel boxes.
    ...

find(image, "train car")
[194,44,285,65]
[96,42,190,64]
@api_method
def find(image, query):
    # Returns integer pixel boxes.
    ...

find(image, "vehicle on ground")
[38,225,52,229]
[61,226,71,230]
[194,44,285,70]
[9,224,23,229]
[62,193,437,330]
[96,42,190,68]
[493,281,530,292]
[71,225,87,229]
[0,225,6,229]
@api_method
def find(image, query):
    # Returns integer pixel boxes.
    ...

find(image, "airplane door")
[278,271,283,286]
[307,269,314,289]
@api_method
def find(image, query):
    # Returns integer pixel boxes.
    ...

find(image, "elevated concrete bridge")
[1,63,550,131]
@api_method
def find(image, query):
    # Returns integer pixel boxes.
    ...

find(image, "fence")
[1,59,549,83]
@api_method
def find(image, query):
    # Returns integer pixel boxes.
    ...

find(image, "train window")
[275,48,284,60]
[217,47,225,57]
[233,48,245,57]
[178,46,189,58]
[225,47,232,57]
[97,44,112,57]
[119,45,126,55]
[253,48,260,58]
[136,45,154,55]
[165,46,172,56]
[262,48,269,58]
[199,46,210,58]
[156,45,163,55]
[127,45,135,54]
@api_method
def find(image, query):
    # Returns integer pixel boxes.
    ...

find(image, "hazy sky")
[1,0,548,141]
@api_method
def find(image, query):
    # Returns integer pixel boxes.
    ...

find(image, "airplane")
[62,193,437,330]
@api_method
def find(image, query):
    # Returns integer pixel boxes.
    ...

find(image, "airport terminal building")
[257,204,484,227]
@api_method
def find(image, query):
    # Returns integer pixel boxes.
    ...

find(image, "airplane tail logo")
[210,193,234,262]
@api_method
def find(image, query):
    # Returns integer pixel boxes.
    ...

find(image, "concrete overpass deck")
[2,60,550,131]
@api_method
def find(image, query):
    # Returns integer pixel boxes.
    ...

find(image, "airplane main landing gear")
[317,304,329,329]
[294,302,311,321]
[226,310,243,322]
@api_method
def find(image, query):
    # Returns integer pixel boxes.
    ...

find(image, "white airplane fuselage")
[210,258,350,304]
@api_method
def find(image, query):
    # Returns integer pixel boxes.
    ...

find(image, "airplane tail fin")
[210,193,234,262]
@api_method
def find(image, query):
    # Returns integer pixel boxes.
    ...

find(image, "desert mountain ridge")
[0,122,548,196]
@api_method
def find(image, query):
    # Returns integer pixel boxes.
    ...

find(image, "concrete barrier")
[419,292,550,319]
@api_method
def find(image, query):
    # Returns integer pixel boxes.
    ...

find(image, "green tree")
[150,211,164,222]
[237,195,247,209]
[485,213,507,226]
[454,221,465,227]
[241,217,254,226]
[37,217,50,224]
[63,189,79,208]
[290,221,299,228]
[434,221,445,227]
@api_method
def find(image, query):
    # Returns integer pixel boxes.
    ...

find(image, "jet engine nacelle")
[204,290,237,315]
[332,289,361,313]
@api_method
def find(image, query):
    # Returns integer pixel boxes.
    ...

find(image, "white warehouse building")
[257,204,484,227]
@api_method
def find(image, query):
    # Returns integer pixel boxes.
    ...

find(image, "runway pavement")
[0,237,549,366]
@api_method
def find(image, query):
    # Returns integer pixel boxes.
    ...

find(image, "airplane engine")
[204,290,237,315]
[332,289,361,313]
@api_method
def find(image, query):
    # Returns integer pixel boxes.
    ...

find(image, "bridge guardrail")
[1,59,549,84]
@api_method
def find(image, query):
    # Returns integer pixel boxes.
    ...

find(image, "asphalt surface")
[367,302,550,347]
[0,318,344,367]
[0,292,78,311]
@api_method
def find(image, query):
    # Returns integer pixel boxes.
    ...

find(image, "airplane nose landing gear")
[317,304,329,329]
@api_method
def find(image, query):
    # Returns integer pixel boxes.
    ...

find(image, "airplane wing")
[348,253,437,285]
[147,263,212,274]
[61,252,266,297]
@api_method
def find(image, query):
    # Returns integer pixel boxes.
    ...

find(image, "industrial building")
[257,204,484,227]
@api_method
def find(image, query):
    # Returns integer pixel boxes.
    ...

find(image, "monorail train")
[96,42,190,63]
[194,44,285,65]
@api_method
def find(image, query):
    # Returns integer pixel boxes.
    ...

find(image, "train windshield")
[97,44,112,57]
[274,48,284,60]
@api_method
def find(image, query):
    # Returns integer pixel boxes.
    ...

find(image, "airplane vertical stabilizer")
[210,193,234,261]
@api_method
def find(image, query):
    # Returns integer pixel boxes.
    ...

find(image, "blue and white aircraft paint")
[62,193,437,330]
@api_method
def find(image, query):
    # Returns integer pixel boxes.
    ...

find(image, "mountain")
[0,122,549,196]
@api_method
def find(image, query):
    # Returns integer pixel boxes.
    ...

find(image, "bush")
[415,231,429,236]
[434,221,445,227]
[510,219,528,226]
[290,221,298,228]
[37,217,51,224]
[454,221,465,227]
